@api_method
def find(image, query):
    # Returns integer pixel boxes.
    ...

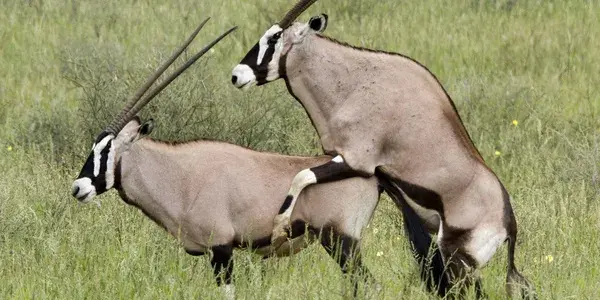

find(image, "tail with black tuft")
[506,208,537,299]
[375,170,449,297]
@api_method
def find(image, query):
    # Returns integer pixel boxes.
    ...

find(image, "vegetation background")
[1,0,599,299]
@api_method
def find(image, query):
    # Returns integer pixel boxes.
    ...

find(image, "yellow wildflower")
[545,255,554,263]
[376,251,384,257]
[512,120,519,127]
[7,145,12,151]
[494,150,501,156]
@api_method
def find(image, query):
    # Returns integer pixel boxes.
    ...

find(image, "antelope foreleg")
[210,244,234,300]
[271,155,363,247]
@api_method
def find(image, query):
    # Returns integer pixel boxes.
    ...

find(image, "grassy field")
[1,0,599,299]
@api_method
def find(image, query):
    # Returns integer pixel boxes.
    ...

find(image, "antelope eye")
[268,32,282,44]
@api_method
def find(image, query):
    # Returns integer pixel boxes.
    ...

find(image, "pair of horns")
[105,18,237,135]
[278,0,318,29]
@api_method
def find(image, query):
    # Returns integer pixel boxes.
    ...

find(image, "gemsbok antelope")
[231,1,535,298]
[71,19,382,299]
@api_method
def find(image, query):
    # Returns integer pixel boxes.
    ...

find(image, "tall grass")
[1,0,599,299]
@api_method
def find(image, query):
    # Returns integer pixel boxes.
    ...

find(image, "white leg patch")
[281,169,317,217]
[467,226,507,267]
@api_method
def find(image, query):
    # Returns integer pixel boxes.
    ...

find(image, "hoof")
[270,234,288,250]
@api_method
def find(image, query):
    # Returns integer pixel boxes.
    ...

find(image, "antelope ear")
[138,119,154,137]
[309,14,328,32]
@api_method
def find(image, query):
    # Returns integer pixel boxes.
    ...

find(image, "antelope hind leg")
[318,226,380,298]
[271,155,364,246]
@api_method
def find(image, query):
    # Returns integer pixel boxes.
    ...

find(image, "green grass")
[1,0,599,299]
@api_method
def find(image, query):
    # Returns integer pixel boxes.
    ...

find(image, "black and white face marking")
[71,132,116,203]
[71,118,153,203]
[232,25,285,89]
[231,14,329,90]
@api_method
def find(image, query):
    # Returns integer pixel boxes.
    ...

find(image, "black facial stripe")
[94,174,108,195]
[260,44,276,66]
[268,32,281,44]
[76,135,112,195]
[77,131,112,179]
[239,38,278,84]
[98,140,111,180]
[255,44,276,83]
[239,43,260,66]
[93,140,112,194]
[77,152,96,179]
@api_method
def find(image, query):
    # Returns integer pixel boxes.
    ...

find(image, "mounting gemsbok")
[231,0,535,298]
[71,19,382,299]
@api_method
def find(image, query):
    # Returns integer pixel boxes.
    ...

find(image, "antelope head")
[231,0,327,89]
[71,19,237,203]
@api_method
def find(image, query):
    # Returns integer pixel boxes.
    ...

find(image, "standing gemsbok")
[231,1,535,298]
[71,19,382,299]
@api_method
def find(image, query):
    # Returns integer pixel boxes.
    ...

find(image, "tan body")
[232,12,535,297]
[281,31,534,298]
[285,34,503,239]
[117,137,379,256]
[70,21,382,299]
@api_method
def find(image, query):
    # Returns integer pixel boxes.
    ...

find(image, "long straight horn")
[122,26,238,123]
[278,0,318,29]
[105,18,212,134]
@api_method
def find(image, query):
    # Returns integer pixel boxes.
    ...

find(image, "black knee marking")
[440,226,478,269]
[278,195,293,214]
[439,227,482,297]
[210,244,234,286]
[310,159,364,184]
